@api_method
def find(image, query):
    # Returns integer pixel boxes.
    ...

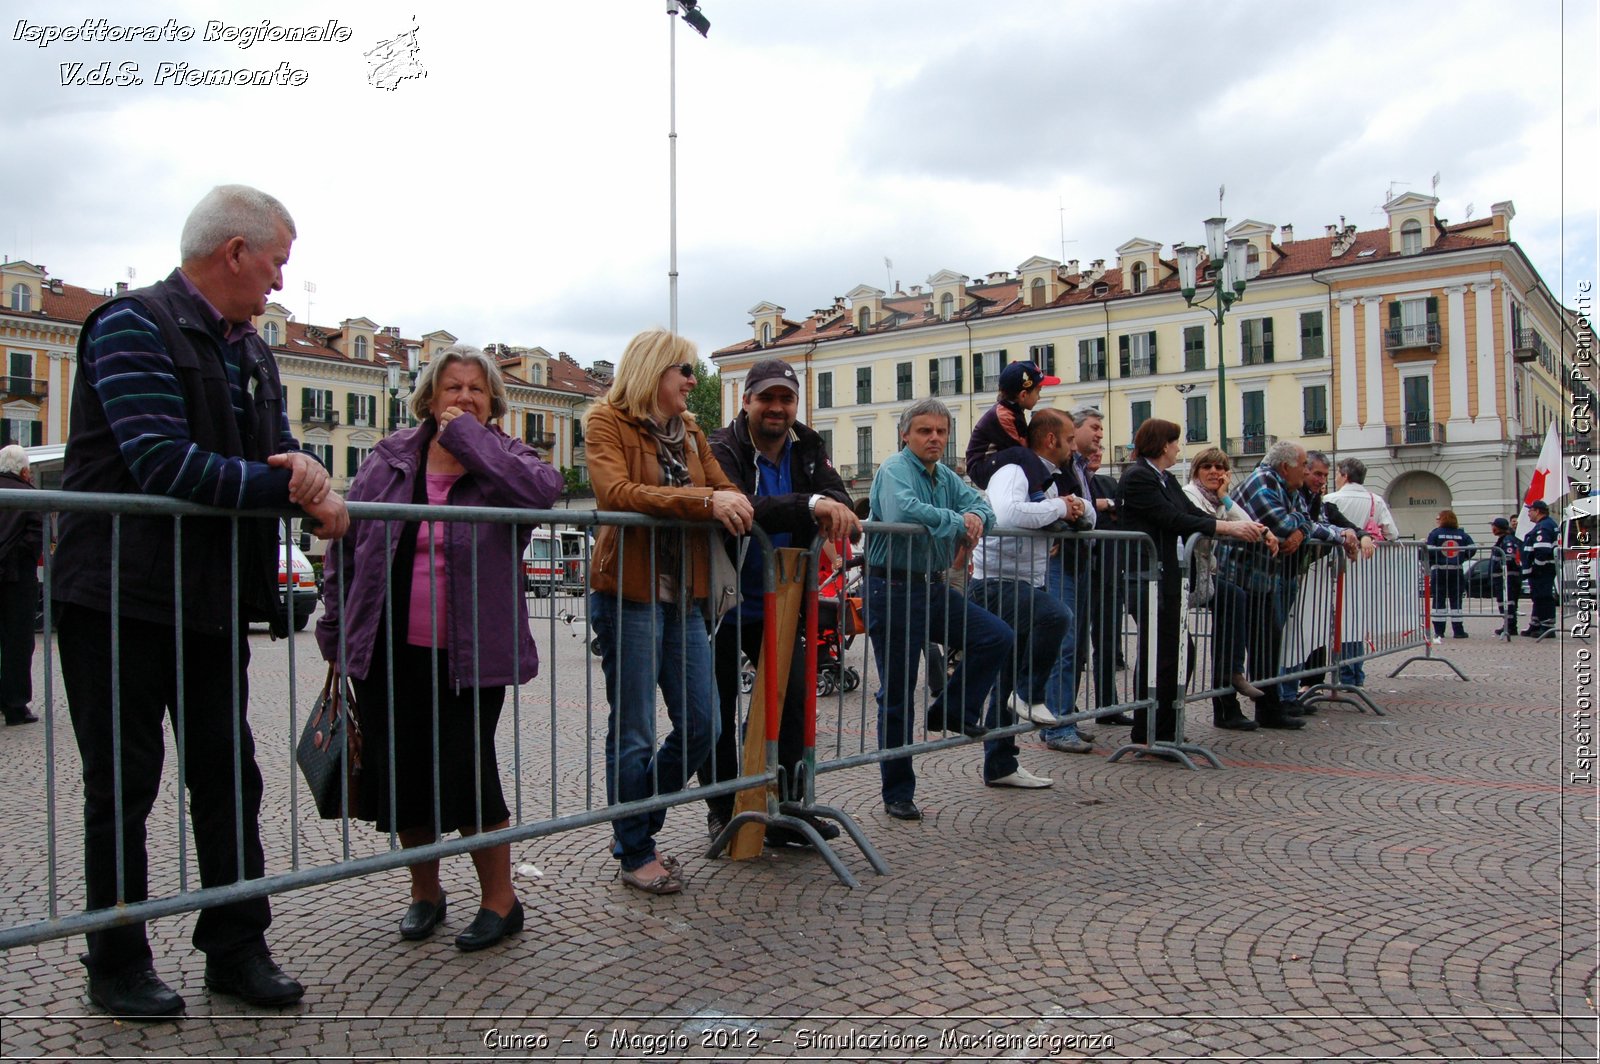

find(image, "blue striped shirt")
[81,299,296,508]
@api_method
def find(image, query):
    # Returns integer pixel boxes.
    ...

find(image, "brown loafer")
[621,867,683,895]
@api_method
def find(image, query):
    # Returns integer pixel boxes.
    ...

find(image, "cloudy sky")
[2,0,1594,368]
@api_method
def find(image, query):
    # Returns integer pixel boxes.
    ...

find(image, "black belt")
[866,566,944,585]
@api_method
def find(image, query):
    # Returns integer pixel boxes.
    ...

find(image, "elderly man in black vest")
[54,185,348,1017]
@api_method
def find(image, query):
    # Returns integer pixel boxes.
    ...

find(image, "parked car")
[1463,555,1526,599]
[523,527,587,597]
[278,534,319,631]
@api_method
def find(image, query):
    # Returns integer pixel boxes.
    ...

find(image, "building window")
[1387,297,1439,350]
[353,335,369,360]
[1240,391,1265,446]
[1240,317,1274,364]
[8,351,35,396]
[1302,385,1328,434]
[760,322,773,345]
[942,417,960,468]
[896,361,913,401]
[856,366,872,405]
[1300,311,1324,359]
[1119,332,1156,377]
[1030,277,1047,308]
[1028,343,1056,377]
[818,428,833,458]
[304,442,334,472]
[1130,261,1147,294]
[973,350,1005,392]
[855,426,873,468]
[857,307,871,331]
[301,387,335,422]
[8,284,29,312]
[1245,244,1261,279]
[345,445,373,476]
[1183,326,1206,372]
[347,393,376,427]
[1078,338,1107,382]
[1401,219,1422,256]
[0,417,42,446]
[262,320,280,346]
[929,355,962,396]
[1185,396,1207,442]
[1129,400,1152,440]
[939,292,955,320]
[817,371,833,409]
[1402,375,1432,441]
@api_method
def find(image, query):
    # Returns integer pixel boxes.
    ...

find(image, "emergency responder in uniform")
[1425,509,1474,640]
[1489,516,1521,638]
[1521,499,1558,637]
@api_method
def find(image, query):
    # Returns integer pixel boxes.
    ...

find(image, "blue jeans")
[1337,641,1366,686]
[589,593,719,872]
[865,575,1013,803]
[968,578,1068,781]
[1041,556,1087,743]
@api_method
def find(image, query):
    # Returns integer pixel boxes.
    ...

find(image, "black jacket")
[0,472,42,584]
[1116,460,1217,599]
[708,412,851,540]
[52,270,293,633]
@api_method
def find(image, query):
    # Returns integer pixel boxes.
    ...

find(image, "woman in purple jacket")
[317,345,562,952]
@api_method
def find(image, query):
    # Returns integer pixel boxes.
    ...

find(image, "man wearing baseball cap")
[700,358,859,848]
[1489,516,1521,638]
[964,360,1060,489]
[1520,500,1558,637]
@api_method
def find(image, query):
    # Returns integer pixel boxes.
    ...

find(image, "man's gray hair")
[1069,404,1103,424]
[0,444,29,477]
[1337,456,1368,483]
[179,184,297,263]
[411,344,509,422]
[1306,449,1330,469]
[1263,438,1305,471]
[897,397,953,437]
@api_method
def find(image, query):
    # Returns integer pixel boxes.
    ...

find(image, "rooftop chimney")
[1280,224,1294,243]
[115,281,129,295]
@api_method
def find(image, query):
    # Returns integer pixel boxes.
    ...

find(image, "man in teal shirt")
[866,399,1014,821]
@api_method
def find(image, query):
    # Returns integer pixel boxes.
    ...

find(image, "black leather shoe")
[1215,716,1259,731]
[925,706,951,732]
[799,813,841,841]
[706,811,729,841]
[454,900,523,952]
[1257,714,1306,730]
[87,966,184,1018]
[204,954,304,1007]
[960,720,989,739]
[399,892,446,941]
[1097,712,1136,726]
[883,799,922,821]
[765,824,814,849]
[4,710,38,726]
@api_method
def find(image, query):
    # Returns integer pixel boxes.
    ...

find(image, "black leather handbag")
[296,665,365,820]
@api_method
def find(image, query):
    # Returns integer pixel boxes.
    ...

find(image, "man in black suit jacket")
[1116,420,1264,745]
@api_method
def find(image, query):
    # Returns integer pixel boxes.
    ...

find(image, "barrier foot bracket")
[1387,654,1468,680]
[1302,683,1386,716]
[783,800,890,878]
[707,810,863,889]
[1106,740,1220,770]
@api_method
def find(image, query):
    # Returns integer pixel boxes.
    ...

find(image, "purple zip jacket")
[316,415,564,688]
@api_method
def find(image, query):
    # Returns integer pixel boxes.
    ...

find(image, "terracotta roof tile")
[39,283,112,324]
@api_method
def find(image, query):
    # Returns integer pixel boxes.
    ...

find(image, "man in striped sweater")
[54,185,348,1018]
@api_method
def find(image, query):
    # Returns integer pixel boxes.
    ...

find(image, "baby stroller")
[814,555,864,696]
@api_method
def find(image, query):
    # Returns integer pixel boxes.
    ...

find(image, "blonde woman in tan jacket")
[585,329,752,895]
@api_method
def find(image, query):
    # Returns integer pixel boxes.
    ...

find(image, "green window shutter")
[346,447,358,476]
[30,422,43,446]
[998,349,1008,370]
[347,393,357,423]
[1388,301,1401,329]
[972,352,984,392]
[929,359,940,393]
[1118,335,1130,377]
[1426,296,1439,327]
[1263,318,1274,362]
[953,357,963,393]
[300,387,312,419]
[1148,331,1157,374]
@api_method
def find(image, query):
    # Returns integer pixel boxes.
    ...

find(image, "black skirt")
[352,636,509,836]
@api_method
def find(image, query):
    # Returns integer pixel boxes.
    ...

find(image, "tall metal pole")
[1217,310,1227,447]
[667,2,679,334]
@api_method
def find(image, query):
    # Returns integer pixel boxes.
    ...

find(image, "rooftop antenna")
[1217,184,1226,215]
[884,256,893,294]
[1058,196,1078,263]
[1431,171,1441,197]
[304,279,316,323]
[1464,202,1475,220]
[1385,179,1410,202]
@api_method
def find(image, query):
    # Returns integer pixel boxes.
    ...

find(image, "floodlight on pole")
[1177,218,1251,448]
[665,0,710,335]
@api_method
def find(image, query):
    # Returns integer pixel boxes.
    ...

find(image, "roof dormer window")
[1130,262,1147,294]
[262,321,280,345]
[1401,219,1422,256]
[9,284,30,312]
[354,335,369,360]
[1030,277,1046,307]
[939,292,954,320]
[760,322,772,345]
[1245,245,1261,278]
[857,307,871,331]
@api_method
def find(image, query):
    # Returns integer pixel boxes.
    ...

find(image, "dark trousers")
[700,616,808,819]
[57,605,270,977]
[1080,550,1123,707]
[865,575,1013,803]
[0,577,36,715]
[1208,579,1248,722]
[1131,585,1181,744]
[1432,568,1466,634]
[1528,571,1556,629]
[1214,577,1288,723]
[967,578,1068,781]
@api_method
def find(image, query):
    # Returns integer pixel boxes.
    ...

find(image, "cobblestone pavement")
[0,606,1593,1061]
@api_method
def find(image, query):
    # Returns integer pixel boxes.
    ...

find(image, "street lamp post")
[385,347,419,433]
[1177,218,1250,450]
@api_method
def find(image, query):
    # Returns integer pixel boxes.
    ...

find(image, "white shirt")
[1323,484,1401,540]
[972,459,1085,586]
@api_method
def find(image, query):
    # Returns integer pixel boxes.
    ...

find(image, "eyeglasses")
[674,363,696,379]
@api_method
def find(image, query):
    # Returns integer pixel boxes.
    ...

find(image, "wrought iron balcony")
[1240,344,1272,366]
[1387,421,1444,447]
[1,376,47,400]
[300,409,339,427]
[1303,418,1329,434]
[1224,428,1274,458]
[1511,328,1546,363]
[525,433,557,451]
[1383,323,1441,353]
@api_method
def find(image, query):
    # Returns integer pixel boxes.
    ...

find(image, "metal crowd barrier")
[0,490,793,950]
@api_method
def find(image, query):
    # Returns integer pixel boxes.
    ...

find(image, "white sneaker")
[986,766,1054,789]
[1007,692,1060,726]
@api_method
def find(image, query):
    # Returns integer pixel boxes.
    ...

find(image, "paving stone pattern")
[0,607,1593,1061]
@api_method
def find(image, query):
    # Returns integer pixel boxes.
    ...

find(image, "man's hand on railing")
[812,497,861,543]
[270,451,331,507]
[1217,519,1266,543]
[303,492,350,541]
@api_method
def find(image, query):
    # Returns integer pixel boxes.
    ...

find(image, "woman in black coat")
[1116,420,1264,745]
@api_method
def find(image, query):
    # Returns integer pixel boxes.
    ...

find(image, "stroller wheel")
[842,666,861,693]
[739,666,756,695]
[817,672,837,696]
[588,636,602,656]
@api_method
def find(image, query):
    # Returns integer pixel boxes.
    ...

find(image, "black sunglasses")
[673,363,695,378]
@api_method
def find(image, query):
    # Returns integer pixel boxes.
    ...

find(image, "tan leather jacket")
[585,403,737,602]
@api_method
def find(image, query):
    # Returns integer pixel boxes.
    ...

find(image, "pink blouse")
[407,472,460,646]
